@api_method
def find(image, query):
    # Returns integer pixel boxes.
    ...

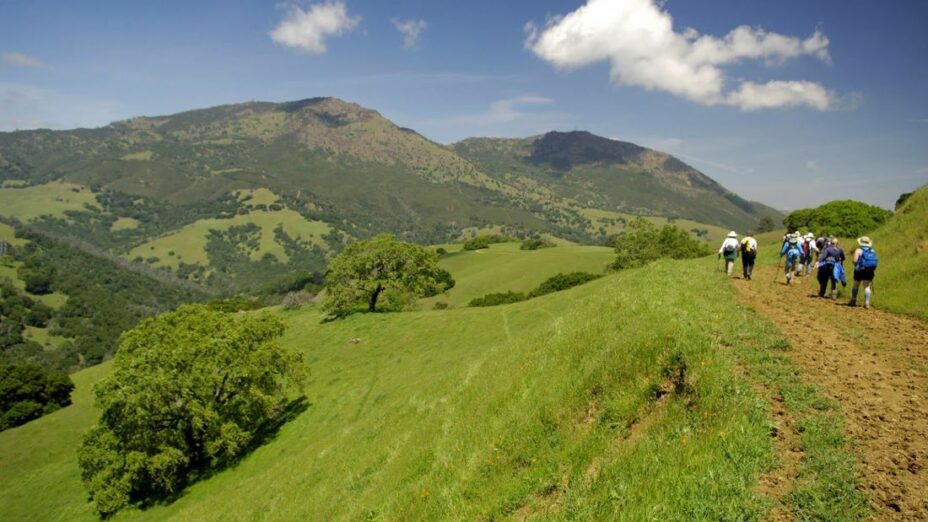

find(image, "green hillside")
[0,98,778,293]
[453,132,781,233]
[427,242,614,307]
[870,184,928,318]
[0,247,863,520]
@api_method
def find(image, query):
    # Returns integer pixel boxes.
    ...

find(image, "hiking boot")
[847,300,857,307]
[864,303,870,309]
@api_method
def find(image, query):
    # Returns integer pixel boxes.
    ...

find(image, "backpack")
[723,243,737,255]
[741,239,755,254]
[802,241,810,256]
[815,237,825,250]
[857,247,878,270]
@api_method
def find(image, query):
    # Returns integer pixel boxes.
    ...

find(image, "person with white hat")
[739,230,758,280]
[779,232,804,284]
[849,236,878,308]
[803,232,818,276]
[718,231,739,277]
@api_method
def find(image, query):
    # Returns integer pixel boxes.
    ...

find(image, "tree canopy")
[0,363,73,431]
[783,200,892,237]
[323,234,453,316]
[77,304,303,517]
[610,218,709,270]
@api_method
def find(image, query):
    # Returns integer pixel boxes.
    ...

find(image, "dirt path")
[733,264,928,520]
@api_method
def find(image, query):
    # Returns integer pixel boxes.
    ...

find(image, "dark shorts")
[854,268,876,282]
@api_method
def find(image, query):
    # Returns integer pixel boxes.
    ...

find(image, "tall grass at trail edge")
[0,256,866,520]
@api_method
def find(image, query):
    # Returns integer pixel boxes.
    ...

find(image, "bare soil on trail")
[733,264,928,521]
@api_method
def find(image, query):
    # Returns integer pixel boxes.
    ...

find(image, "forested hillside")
[0,98,780,292]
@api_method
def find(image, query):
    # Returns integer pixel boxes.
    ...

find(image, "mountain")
[0,97,780,291]
[453,131,780,231]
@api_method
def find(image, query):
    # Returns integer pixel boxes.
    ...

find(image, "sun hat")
[804,232,814,240]
[857,236,872,247]
[727,231,737,238]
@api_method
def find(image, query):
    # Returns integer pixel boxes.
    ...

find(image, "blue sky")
[1,0,927,210]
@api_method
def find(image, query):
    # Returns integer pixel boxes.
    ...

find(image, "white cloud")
[1,52,43,68]
[270,1,360,55]
[456,96,554,125]
[392,18,427,49]
[525,0,836,111]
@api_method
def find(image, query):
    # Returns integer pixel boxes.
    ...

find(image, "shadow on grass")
[136,396,310,512]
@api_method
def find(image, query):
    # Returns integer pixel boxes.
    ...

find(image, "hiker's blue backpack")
[857,247,878,270]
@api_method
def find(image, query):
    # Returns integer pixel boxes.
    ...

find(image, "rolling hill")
[0,98,780,291]
[2,247,838,520]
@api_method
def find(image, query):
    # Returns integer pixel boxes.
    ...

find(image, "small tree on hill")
[757,216,777,233]
[610,218,709,270]
[77,304,304,517]
[323,234,453,317]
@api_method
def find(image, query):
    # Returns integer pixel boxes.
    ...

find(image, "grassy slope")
[0,181,100,221]
[0,255,805,521]
[428,243,614,307]
[870,185,928,319]
[127,209,332,268]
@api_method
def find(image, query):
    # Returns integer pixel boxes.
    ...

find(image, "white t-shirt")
[719,237,739,254]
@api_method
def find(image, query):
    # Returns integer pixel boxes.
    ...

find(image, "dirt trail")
[733,264,928,520]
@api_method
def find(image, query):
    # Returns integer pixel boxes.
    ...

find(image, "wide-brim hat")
[857,236,872,247]
[727,231,737,238]
[804,233,814,239]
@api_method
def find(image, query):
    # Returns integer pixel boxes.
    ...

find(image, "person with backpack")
[740,230,758,280]
[718,231,739,277]
[779,233,804,284]
[804,233,819,275]
[816,236,846,299]
[849,236,878,308]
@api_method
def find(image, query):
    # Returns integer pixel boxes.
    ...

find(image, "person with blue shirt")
[816,237,846,299]
[779,233,804,285]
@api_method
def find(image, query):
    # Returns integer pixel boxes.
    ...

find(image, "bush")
[281,291,315,310]
[205,297,265,313]
[77,305,304,517]
[468,291,527,307]
[462,234,514,251]
[610,218,709,270]
[0,364,74,431]
[783,200,892,237]
[520,238,555,250]
[432,301,450,310]
[528,272,601,298]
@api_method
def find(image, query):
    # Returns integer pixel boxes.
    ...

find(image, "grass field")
[427,242,614,307]
[0,181,100,222]
[127,209,332,269]
[110,217,141,231]
[0,221,26,247]
[870,184,928,319]
[0,249,866,520]
[0,258,68,308]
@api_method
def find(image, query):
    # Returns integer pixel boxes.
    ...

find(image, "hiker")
[779,233,804,284]
[718,231,739,277]
[849,236,878,308]
[803,233,819,276]
[740,230,758,280]
[816,236,846,299]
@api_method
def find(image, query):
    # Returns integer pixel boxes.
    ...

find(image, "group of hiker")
[718,230,879,308]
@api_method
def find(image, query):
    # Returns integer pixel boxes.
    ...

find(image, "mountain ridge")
[0,97,781,291]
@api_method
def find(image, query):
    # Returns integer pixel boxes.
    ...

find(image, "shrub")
[281,291,315,310]
[783,200,892,237]
[520,238,555,250]
[77,305,304,517]
[468,291,527,307]
[610,218,709,270]
[0,364,74,431]
[528,272,601,298]
[433,301,450,310]
[205,297,265,312]
[462,234,514,251]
